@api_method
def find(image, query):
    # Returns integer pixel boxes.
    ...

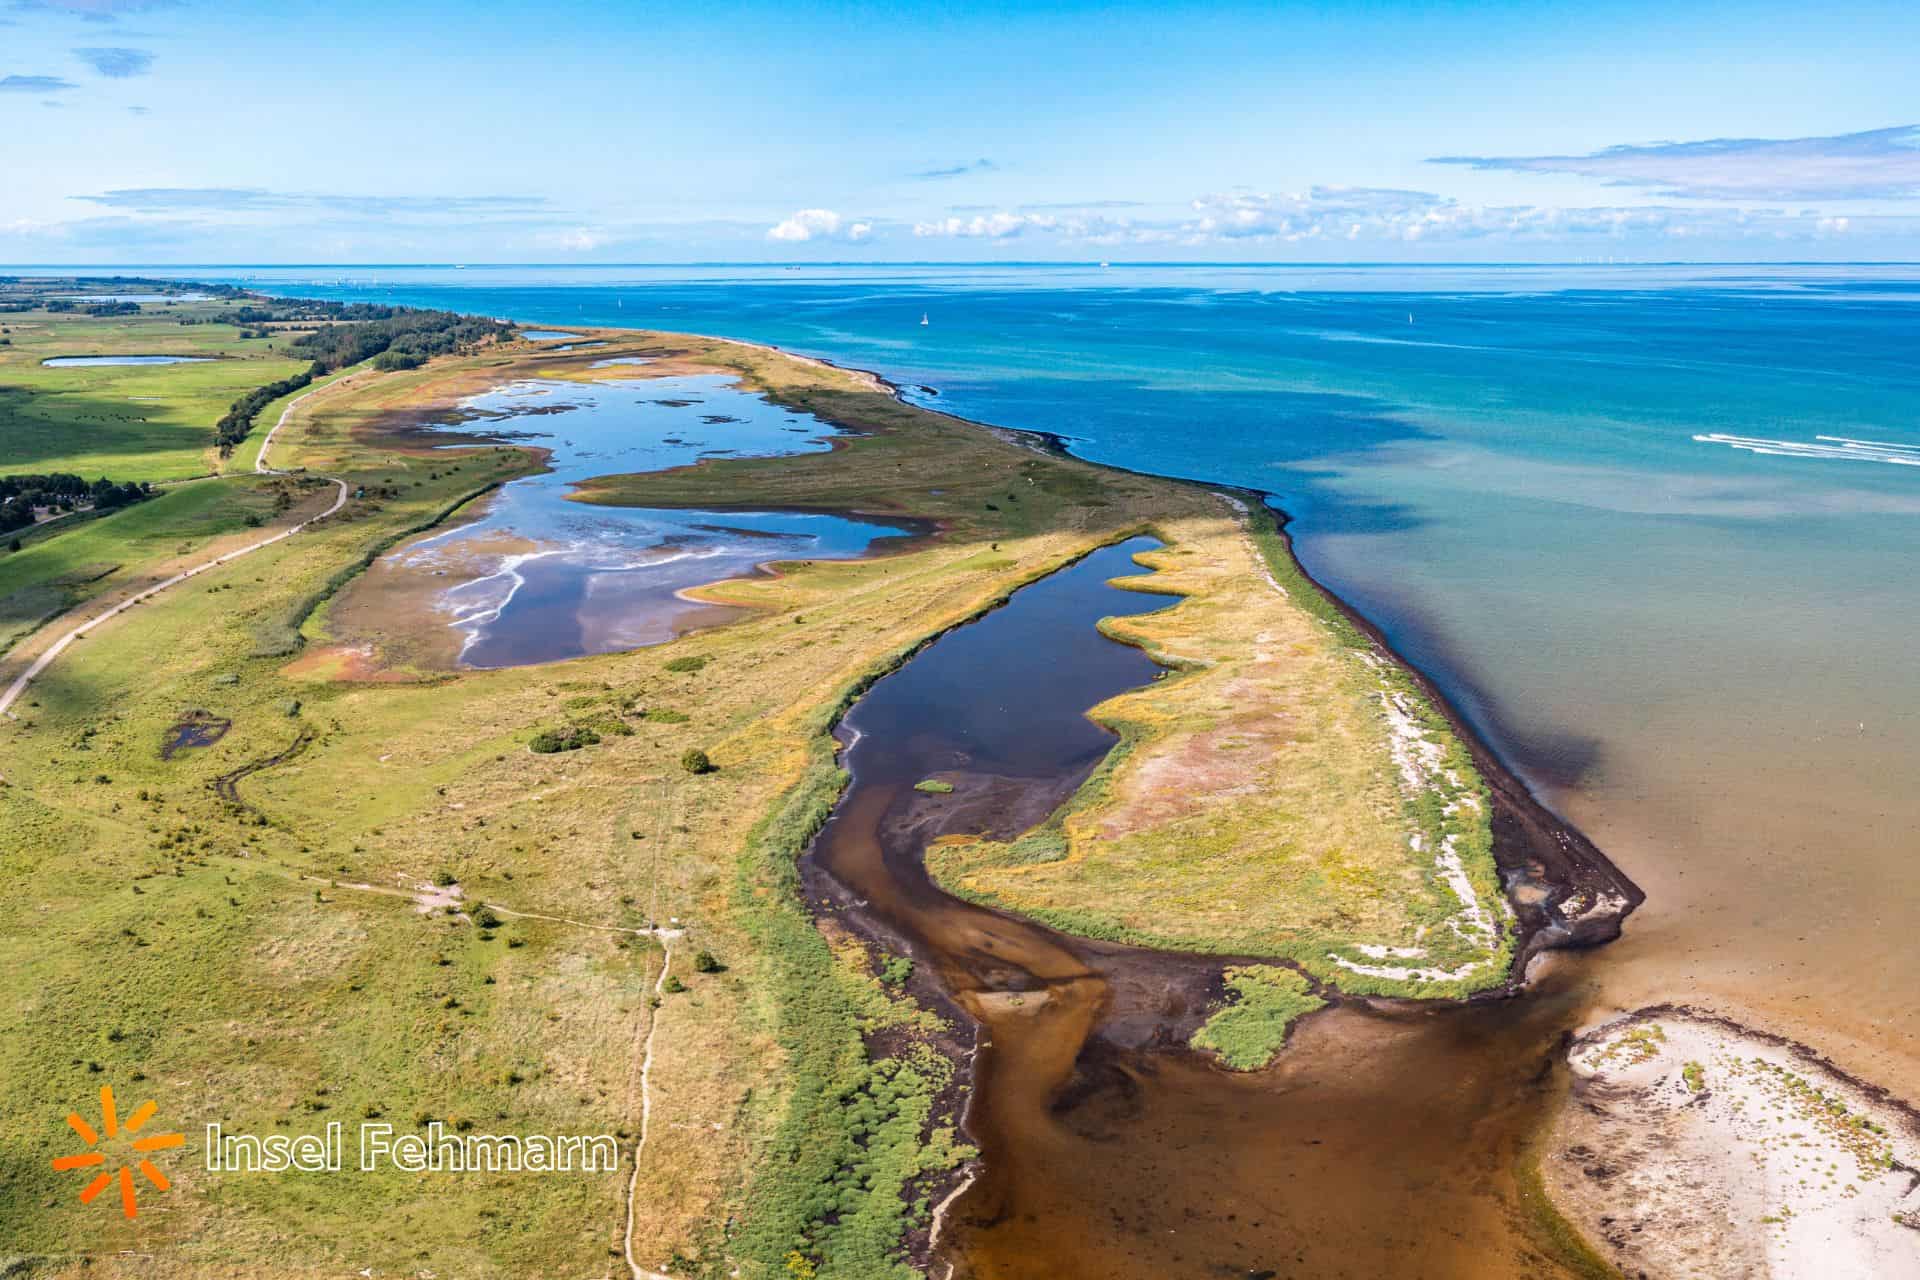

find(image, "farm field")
[0,284,311,481]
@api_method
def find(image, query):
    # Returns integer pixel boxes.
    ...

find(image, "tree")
[679,748,715,775]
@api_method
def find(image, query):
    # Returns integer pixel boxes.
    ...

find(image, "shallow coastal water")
[41,354,213,366]
[399,372,907,666]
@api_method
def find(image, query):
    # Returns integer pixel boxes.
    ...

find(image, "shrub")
[1189,966,1325,1070]
[680,748,715,775]
[643,708,689,724]
[879,955,914,986]
[664,654,709,674]
[530,726,601,754]
[693,950,724,973]
[662,975,687,994]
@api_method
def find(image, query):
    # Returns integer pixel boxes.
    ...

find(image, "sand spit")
[1543,1008,1920,1279]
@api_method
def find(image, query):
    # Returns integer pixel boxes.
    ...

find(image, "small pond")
[42,355,215,367]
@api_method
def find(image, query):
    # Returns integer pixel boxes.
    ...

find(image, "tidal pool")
[41,354,214,367]
[517,328,582,341]
[398,372,909,667]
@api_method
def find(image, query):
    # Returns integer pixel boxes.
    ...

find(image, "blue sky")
[3,0,1919,263]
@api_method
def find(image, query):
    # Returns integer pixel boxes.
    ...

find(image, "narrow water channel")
[806,537,1607,1279]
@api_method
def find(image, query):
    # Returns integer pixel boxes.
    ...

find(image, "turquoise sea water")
[79,263,1920,1076]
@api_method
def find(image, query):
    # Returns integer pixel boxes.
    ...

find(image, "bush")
[643,708,689,724]
[530,726,601,754]
[879,955,914,986]
[664,654,709,674]
[693,949,724,973]
[662,975,687,994]
[680,748,715,775]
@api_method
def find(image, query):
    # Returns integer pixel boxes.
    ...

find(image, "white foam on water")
[1695,431,1920,467]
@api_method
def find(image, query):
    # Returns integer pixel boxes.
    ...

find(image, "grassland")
[0,318,1510,1276]
[0,292,310,481]
[0,287,365,660]
[920,499,1514,999]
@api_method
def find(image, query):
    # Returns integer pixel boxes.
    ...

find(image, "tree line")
[213,306,511,454]
[1,472,152,534]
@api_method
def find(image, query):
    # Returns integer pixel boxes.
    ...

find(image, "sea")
[73,262,1920,1087]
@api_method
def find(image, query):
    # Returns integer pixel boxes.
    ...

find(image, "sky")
[3,0,1920,264]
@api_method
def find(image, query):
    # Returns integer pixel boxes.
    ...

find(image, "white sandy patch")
[1545,1010,1920,1280]
[1326,692,1509,983]
[1380,689,1447,793]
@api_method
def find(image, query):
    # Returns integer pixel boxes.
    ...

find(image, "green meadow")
[0,292,308,482]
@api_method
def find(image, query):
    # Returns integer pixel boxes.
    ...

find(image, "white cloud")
[904,187,1911,249]
[1430,125,1920,201]
[913,212,1055,238]
[767,208,871,243]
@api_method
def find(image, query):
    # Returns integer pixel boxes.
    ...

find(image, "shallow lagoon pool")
[407,372,907,667]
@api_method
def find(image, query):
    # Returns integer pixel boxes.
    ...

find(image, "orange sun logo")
[53,1083,183,1219]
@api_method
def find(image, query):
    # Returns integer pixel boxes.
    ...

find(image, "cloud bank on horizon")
[1431,126,1920,202]
[3,0,1919,263]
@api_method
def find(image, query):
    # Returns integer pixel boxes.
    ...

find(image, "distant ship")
[920,313,929,326]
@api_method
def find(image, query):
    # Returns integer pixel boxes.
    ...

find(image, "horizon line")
[6,260,1920,271]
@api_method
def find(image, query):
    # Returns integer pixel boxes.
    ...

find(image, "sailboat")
[919,313,929,326]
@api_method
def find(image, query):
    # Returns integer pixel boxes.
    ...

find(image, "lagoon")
[388,371,907,668]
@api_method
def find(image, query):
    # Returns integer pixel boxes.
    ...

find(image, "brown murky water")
[806,539,1609,1279]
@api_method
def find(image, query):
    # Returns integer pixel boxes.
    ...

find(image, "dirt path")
[0,381,350,720]
[624,779,679,1280]
[292,848,688,1280]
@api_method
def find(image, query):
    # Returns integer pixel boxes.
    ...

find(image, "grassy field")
[921,500,1514,1000]
[0,320,1509,1276]
[0,476,306,656]
[0,291,310,482]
